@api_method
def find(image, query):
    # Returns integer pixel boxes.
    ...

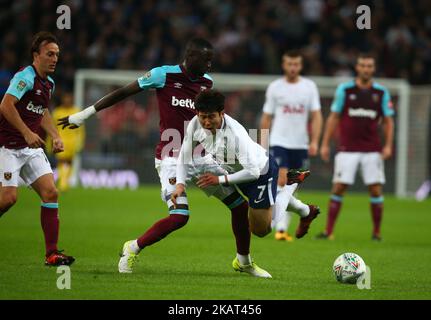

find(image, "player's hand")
[309,142,319,157]
[24,131,45,149]
[58,106,96,130]
[52,137,64,153]
[320,145,330,162]
[58,114,81,130]
[171,184,185,208]
[196,173,219,188]
[382,145,392,160]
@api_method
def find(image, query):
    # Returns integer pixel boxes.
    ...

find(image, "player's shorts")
[0,147,53,187]
[269,146,309,169]
[237,155,279,209]
[333,152,385,185]
[155,155,238,210]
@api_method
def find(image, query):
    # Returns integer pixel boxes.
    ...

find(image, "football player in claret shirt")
[0,32,74,266]
[59,39,270,277]
[317,54,395,241]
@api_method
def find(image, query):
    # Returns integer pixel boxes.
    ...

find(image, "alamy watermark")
[57,5,71,30]
[356,5,371,30]
[356,265,371,290]
[56,266,71,290]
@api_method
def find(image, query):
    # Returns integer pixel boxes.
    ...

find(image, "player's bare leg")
[0,186,18,216]
[316,183,348,240]
[249,207,272,237]
[368,183,383,241]
[31,173,74,266]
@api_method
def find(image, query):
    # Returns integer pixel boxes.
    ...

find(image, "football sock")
[326,194,343,236]
[370,196,384,236]
[237,253,252,265]
[129,240,141,254]
[41,203,59,256]
[287,196,310,218]
[230,201,251,255]
[274,185,292,232]
[136,214,188,249]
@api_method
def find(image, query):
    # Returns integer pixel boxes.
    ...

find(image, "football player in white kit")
[260,50,323,241]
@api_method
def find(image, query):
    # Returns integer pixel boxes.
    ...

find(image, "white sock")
[237,253,252,265]
[285,183,298,194]
[277,211,293,232]
[288,196,310,218]
[130,239,141,254]
[273,185,294,231]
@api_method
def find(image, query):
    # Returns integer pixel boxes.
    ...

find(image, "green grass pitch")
[0,186,430,300]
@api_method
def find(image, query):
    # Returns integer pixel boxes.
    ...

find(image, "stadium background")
[0,0,430,195]
[1,0,431,302]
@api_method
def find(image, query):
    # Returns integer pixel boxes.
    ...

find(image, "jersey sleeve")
[309,81,321,111]
[176,117,198,186]
[232,125,262,181]
[330,84,346,113]
[5,72,33,100]
[262,83,276,115]
[381,88,395,117]
[137,67,167,90]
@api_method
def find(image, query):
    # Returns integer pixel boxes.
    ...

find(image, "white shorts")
[155,155,237,206]
[333,152,385,185]
[0,147,53,187]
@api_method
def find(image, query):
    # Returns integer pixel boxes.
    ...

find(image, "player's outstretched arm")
[58,80,142,129]
[0,94,45,148]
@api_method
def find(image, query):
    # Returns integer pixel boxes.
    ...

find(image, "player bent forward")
[172,90,320,276]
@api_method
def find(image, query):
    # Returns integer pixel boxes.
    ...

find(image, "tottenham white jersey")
[177,114,268,185]
[263,76,321,149]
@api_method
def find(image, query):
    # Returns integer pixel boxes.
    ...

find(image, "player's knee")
[40,187,59,203]
[251,226,271,238]
[169,213,189,229]
[0,193,17,213]
[332,184,348,196]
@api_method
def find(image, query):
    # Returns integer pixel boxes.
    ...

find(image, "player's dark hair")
[283,49,302,59]
[31,31,58,59]
[195,89,225,113]
[357,53,375,62]
[185,38,213,52]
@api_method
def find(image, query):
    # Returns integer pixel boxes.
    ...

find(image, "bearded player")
[260,50,323,241]
[59,38,270,277]
[316,54,394,241]
[0,32,74,266]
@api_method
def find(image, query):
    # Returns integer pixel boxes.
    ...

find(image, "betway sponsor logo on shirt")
[171,96,195,109]
[26,101,45,115]
[348,108,377,119]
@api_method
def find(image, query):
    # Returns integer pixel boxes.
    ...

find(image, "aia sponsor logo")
[283,104,305,114]
[171,96,195,109]
[26,101,45,115]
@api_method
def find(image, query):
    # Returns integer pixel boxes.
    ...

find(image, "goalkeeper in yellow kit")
[51,93,85,191]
